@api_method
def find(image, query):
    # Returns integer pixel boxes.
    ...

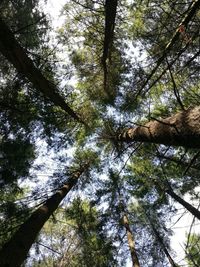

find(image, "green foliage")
[0,137,35,184]
[0,186,30,248]
[1,0,200,266]
[64,198,116,267]
[186,233,200,267]
[31,199,117,267]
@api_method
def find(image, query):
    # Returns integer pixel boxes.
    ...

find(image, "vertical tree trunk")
[102,0,118,93]
[0,168,84,267]
[102,0,118,63]
[122,213,141,267]
[166,187,200,220]
[117,106,200,149]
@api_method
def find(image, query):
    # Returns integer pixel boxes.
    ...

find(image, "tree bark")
[122,213,141,267]
[0,17,83,123]
[102,0,118,93]
[0,168,84,267]
[118,106,200,148]
[166,186,200,220]
[102,0,118,64]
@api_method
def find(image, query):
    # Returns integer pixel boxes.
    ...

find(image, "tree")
[134,201,179,267]
[185,233,200,267]
[0,17,83,123]
[0,149,98,266]
[122,213,141,267]
[29,200,117,267]
[110,106,200,149]
[0,167,84,266]
[63,198,117,267]
[1,0,200,265]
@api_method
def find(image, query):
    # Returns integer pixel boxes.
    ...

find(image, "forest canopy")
[0,0,200,266]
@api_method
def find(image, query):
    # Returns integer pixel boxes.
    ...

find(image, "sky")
[44,0,66,28]
[41,1,200,266]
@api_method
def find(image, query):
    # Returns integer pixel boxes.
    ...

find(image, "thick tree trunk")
[0,169,84,267]
[0,18,82,123]
[118,106,200,148]
[122,213,141,267]
[166,187,200,220]
[150,223,178,267]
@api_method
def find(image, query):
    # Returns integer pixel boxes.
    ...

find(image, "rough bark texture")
[122,214,141,267]
[166,187,200,220]
[0,18,82,123]
[0,169,84,267]
[118,106,200,148]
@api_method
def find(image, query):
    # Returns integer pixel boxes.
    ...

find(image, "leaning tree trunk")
[165,186,200,220]
[122,213,141,267]
[0,17,82,123]
[117,106,200,149]
[150,223,178,267]
[0,168,85,267]
[156,152,200,172]
[154,180,200,221]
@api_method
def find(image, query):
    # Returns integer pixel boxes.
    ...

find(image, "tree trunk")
[0,18,83,123]
[166,187,200,220]
[117,106,200,148]
[0,168,84,267]
[102,0,118,63]
[122,213,141,267]
[139,0,200,95]
[102,0,118,93]
[150,223,178,267]
[156,153,200,171]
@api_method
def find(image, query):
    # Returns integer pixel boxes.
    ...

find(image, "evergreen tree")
[185,233,200,267]
[1,0,200,266]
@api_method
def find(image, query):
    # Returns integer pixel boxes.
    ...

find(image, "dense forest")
[0,0,200,266]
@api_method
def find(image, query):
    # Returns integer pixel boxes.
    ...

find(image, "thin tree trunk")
[0,168,85,267]
[102,0,118,64]
[138,0,200,96]
[156,153,200,171]
[150,223,178,267]
[166,187,200,220]
[122,213,141,267]
[117,106,200,148]
[102,0,118,93]
[0,18,83,123]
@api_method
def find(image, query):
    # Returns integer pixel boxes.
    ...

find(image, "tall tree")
[185,233,200,267]
[0,17,83,123]
[112,106,200,149]
[1,0,200,265]
[94,170,143,266]
[122,213,141,267]
[29,200,117,267]
[0,149,98,266]
[63,198,117,267]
